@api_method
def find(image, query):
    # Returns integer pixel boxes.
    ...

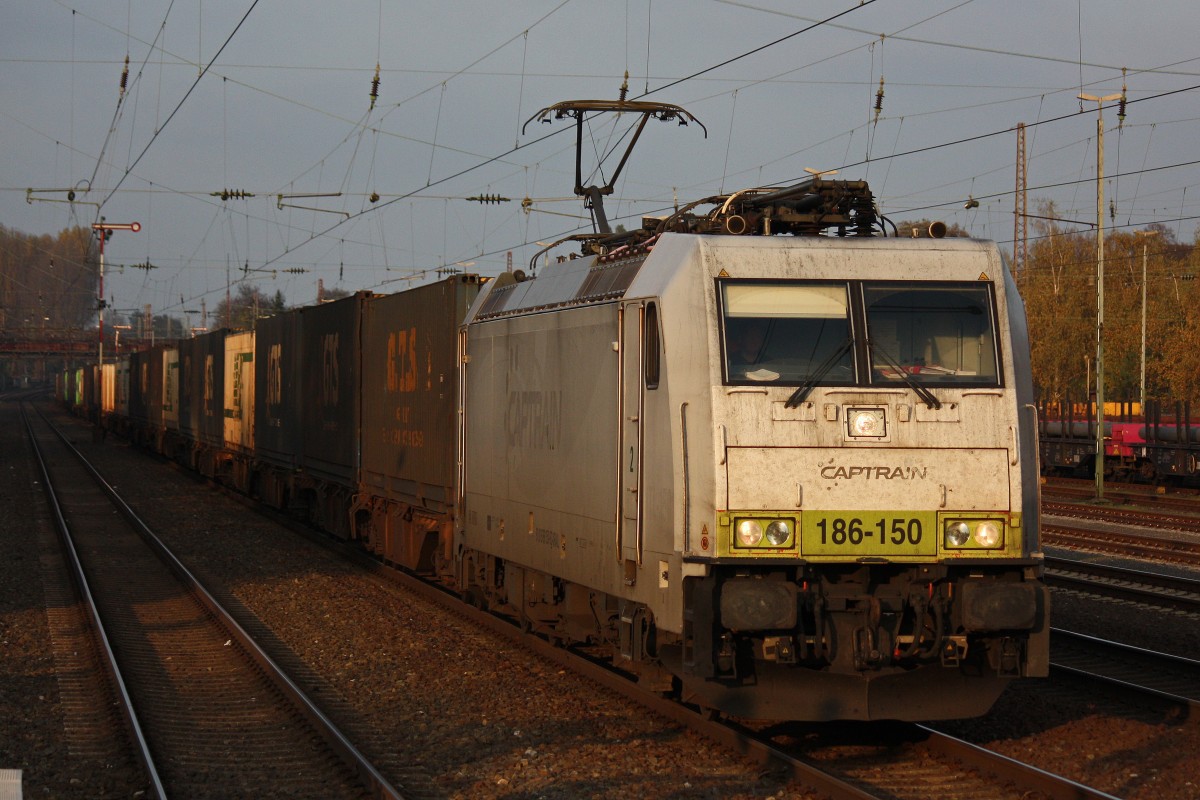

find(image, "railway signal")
[89,220,140,417]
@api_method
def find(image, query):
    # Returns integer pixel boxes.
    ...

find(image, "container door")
[618,301,645,579]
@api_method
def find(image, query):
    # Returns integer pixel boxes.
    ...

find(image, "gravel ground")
[6,399,1200,799]
[0,402,144,798]
[935,555,1200,800]
[5,403,818,799]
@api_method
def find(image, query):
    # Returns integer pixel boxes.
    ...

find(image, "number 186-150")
[815,517,922,546]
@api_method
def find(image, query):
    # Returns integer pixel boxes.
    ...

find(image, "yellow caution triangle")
[978,272,991,281]
[718,269,730,277]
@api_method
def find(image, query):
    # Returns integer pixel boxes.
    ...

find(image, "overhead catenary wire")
[247,0,887,273]
[21,1,1198,319]
[98,0,262,210]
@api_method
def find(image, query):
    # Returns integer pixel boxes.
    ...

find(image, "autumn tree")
[1018,201,1200,404]
[0,224,98,333]
[212,283,287,330]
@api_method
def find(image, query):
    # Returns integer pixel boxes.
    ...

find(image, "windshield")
[864,283,999,387]
[721,282,853,384]
[719,279,1002,389]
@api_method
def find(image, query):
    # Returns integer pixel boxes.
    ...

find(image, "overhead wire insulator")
[281,267,308,274]
[369,62,381,111]
[619,70,629,103]
[466,193,510,204]
[873,76,885,125]
[1118,67,1128,128]
[211,189,254,200]
[119,54,130,99]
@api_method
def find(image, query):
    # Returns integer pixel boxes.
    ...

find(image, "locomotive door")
[618,301,645,577]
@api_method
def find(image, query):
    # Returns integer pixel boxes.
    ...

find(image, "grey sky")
[3,0,1198,323]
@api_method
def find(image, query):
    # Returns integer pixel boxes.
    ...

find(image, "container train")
[58,100,1048,721]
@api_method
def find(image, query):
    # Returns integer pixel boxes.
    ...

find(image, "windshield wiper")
[869,342,942,409]
[785,337,854,408]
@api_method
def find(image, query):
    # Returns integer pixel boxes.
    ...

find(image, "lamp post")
[1079,92,1120,501]
[1080,94,1123,501]
[1134,230,1156,414]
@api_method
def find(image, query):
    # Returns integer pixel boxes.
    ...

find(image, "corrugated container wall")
[100,363,116,414]
[72,367,84,408]
[115,357,131,417]
[162,346,180,431]
[254,312,301,469]
[298,293,366,486]
[145,343,167,429]
[361,276,481,515]
[82,366,95,415]
[223,331,255,453]
[178,330,226,447]
[128,348,151,424]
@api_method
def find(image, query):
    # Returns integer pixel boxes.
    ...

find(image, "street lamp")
[1134,230,1157,415]
[1078,92,1121,502]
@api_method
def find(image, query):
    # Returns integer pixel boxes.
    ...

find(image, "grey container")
[360,276,481,515]
[297,292,367,487]
[178,329,226,448]
[254,311,301,469]
[128,342,168,428]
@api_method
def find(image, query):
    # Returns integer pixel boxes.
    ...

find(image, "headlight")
[847,407,886,438]
[765,520,792,546]
[736,519,763,547]
[974,520,1002,548]
[945,521,971,547]
[943,519,1005,549]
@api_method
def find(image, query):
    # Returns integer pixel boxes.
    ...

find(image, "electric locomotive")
[454,100,1048,721]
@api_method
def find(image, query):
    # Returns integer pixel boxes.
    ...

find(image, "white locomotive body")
[458,214,1047,721]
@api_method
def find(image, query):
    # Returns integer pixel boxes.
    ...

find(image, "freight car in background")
[69,98,1048,723]
[248,280,479,547]
[1038,399,1200,484]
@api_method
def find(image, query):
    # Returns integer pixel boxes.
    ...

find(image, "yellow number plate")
[802,511,937,557]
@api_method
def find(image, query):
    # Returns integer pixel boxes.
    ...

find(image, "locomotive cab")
[657,233,1049,721]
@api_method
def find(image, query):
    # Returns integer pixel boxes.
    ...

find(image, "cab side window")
[645,302,660,389]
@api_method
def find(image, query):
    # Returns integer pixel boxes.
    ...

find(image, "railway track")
[1044,499,1200,534]
[1043,520,1200,566]
[1043,481,1200,516]
[22,403,401,800]
[18,403,1165,799]
[114,414,1118,799]
[276,482,1121,799]
[1050,628,1200,713]
[1045,554,1200,613]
